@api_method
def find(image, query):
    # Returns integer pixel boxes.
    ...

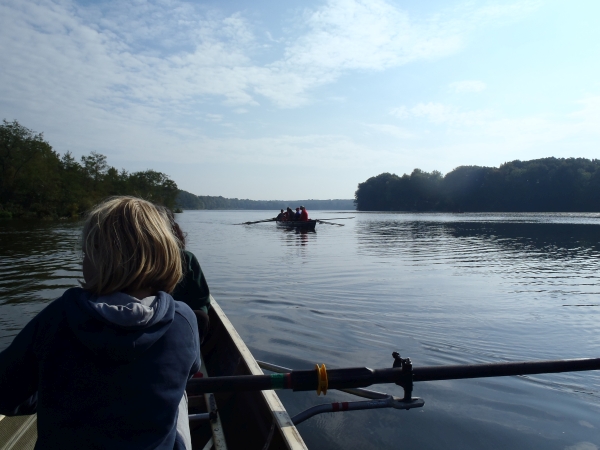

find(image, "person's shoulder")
[181,250,192,263]
[35,287,86,321]
[173,300,198,334]
[16,288,87,351]
[174,298,194,316]
[182,250,200,267]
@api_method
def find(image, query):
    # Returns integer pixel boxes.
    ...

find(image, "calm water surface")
[1,211,600,449]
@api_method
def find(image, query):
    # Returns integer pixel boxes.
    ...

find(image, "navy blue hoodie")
[0,288,200,450]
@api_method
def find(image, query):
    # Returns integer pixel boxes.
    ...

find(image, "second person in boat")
[299,205,309,221]
[285,207,294,221]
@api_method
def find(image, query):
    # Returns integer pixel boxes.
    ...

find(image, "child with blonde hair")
[0,196,200,449]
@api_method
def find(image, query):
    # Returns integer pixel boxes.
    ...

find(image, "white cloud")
[389,106,409,119]
[261,0,535,107]
[391,102,493,126]
[565,443,598,450]
[449,80,487,93]
[205,114,223,122]
[364,123,414,139]
[0,0,539,119]
[387,96,600,167]
[578,420,595,429]
[128,131,381,167]
[281,0,462,72]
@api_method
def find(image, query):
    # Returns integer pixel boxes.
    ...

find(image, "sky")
[1,0,599,200]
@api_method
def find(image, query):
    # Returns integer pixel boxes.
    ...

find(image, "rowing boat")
[276,220,317,231]
[0,296,307,450]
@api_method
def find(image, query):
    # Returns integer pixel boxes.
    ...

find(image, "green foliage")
[355,158,600,212]
[0,120,179,218]
[176,190,355,210]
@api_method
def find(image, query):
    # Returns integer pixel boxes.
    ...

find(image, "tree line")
[177,190,354,210]
[0,120,178,219]
[355,158,600,212]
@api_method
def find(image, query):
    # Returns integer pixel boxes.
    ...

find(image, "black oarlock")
[392,352,414,401]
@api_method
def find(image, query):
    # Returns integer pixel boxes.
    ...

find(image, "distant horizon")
[179,155,599,202]
[180,190,354,202]
[176,191,355,210]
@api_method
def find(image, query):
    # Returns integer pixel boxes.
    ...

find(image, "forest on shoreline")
[355,158,600,212]
[176,190,354,210]
[0,120,178,219]
[6,121,597,218]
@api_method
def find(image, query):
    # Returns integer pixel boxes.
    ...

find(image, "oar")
[186,355,600,398]
[317,220,344,226]
[314,217,355,221]
[234,218,277,225]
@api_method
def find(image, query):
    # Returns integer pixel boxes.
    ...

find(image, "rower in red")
[299,205,309,221]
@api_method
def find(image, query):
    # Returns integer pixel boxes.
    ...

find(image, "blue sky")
[1,0,599,199]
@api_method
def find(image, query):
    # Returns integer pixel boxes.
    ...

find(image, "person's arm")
[180,305,202,377]
[0,318,40,416]
[191,328,201,377]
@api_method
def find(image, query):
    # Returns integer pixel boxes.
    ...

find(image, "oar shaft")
[186,357,600,395]
[412,358,600,382]
[235,218,276,225]
[187,368,377,395]
[187,374,276,395]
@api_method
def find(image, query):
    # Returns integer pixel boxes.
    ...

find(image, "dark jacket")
[0,288,200,450]
[172,250,211,313]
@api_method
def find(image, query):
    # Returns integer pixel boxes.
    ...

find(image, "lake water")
[1,211,600,449]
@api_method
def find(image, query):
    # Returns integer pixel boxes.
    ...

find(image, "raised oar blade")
[234,218,276,225]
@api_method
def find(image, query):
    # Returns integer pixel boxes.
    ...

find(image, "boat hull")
[276,220,316,231]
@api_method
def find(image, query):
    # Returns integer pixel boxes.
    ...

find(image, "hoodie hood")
[64,288,176,363]
[89,292,158,328]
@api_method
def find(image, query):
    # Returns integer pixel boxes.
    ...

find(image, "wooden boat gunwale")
[194,297,307,449]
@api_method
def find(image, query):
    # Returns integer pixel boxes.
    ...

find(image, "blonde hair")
[81,196,182,296]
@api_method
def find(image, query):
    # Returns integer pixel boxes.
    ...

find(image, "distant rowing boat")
[276,220,317,231]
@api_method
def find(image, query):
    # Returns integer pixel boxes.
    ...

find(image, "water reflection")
[278,227,315,247]
[355,217,600,307]
[357,220,600,259]
[0,220,82,347]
